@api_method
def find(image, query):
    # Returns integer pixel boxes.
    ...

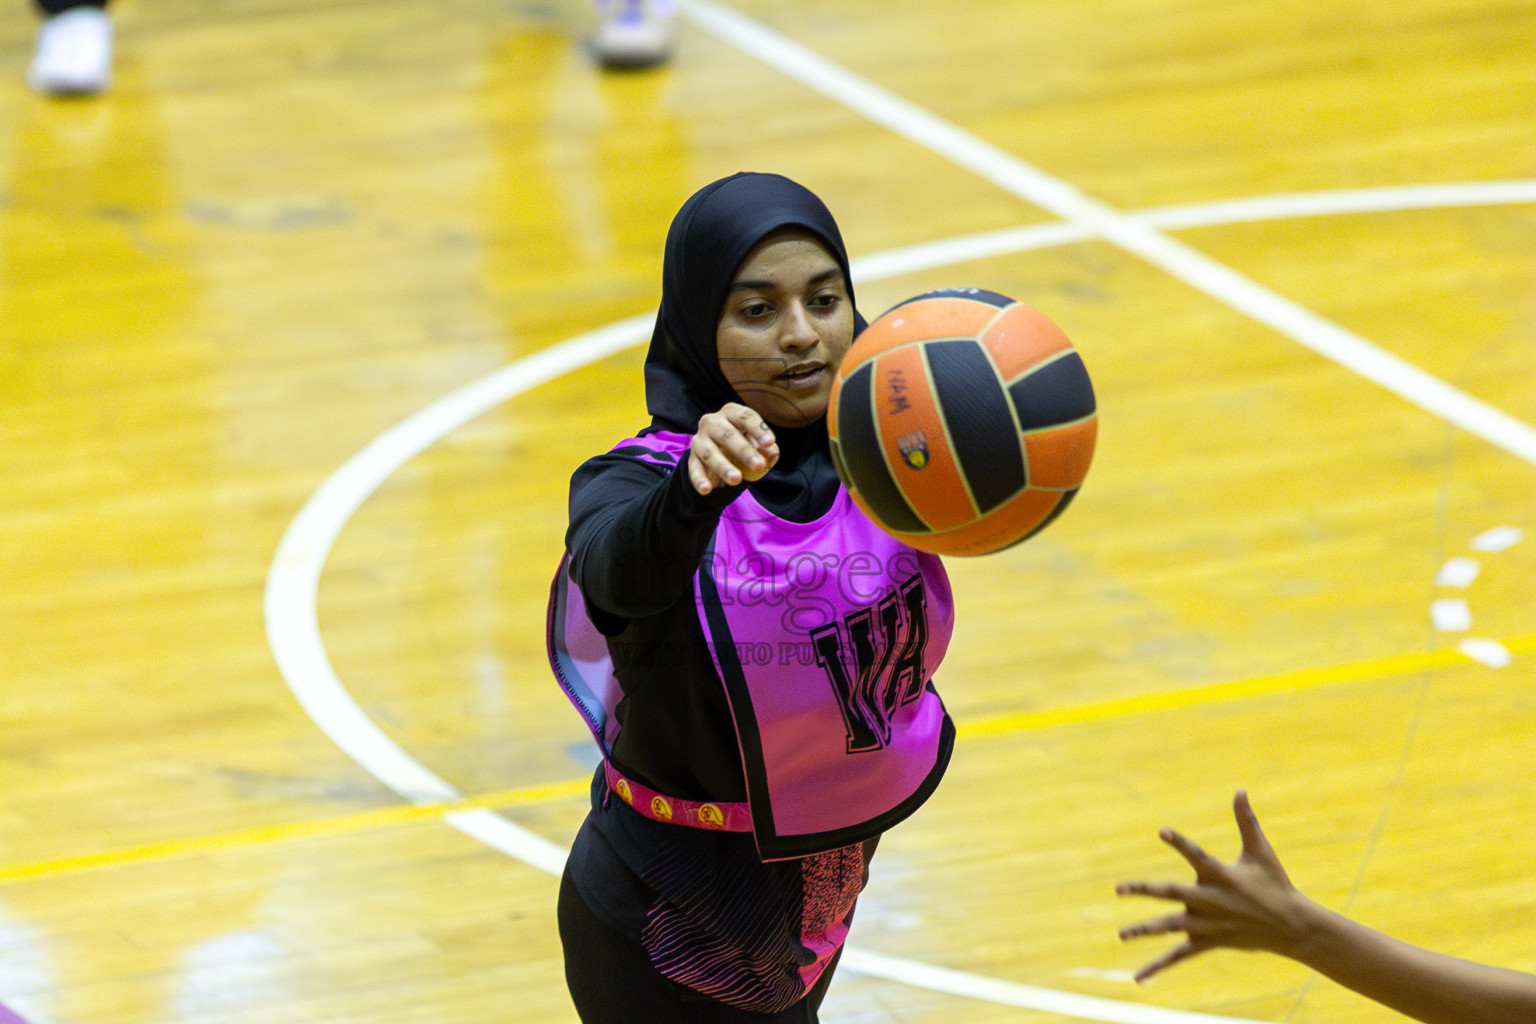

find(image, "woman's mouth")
[780,363,826,389]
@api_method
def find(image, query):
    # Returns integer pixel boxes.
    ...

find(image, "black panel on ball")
[837,362,929,534]
[886,287,1015,313]
[924,340,1025,513]
[1008,352,1096,430]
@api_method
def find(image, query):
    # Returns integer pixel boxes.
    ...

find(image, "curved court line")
[839,179,1536,290]
[264,314,655,879]
[682,0,1536,469]
[11,632,1536,886]
[266,181,1536,1024]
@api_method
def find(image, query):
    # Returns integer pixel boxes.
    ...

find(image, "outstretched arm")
[567,403,778,620]
[1117,790,1536,1024]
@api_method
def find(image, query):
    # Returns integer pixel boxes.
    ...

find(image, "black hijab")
[642,172,866,521]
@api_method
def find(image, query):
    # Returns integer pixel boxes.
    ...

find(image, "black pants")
[558,867,835,1024]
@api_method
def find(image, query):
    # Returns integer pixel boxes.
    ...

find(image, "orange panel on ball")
[1022,417,1098,489]
[893,488,1065,557]
[984,304,1076,382]
[852,296,1001,357]
[872,346,976,531]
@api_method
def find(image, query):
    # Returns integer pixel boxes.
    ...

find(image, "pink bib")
[549,432,954,860]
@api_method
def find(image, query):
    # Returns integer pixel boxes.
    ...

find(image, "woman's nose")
[780,302,818,348]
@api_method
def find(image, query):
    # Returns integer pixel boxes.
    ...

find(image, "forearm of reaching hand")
[1293,902,1536,1024]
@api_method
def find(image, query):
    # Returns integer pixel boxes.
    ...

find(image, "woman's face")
[715,228,855,429]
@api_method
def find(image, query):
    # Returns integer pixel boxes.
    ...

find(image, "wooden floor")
[1,0,1533,1021]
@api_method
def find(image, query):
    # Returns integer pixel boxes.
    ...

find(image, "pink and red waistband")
[604,760,752,832]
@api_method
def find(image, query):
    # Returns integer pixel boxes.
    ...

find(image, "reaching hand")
[689,403,779,495]
[1116,790,1316,982]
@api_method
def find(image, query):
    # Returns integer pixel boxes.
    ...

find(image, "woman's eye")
[742,302,771,318]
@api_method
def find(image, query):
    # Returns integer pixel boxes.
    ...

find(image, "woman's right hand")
[689,403,779,495]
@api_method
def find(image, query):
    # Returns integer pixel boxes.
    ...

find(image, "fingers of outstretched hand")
[1119,878,1255,932]
[729,405,777,451]
[1158,827,1226,880]
[1120,911,1226,985]
[1115,880,1198,904]
[1130,940,1204,984]
[687,449,722,494]
[1118,910,1193,940]
[689,405,778,494]
[1232,790,1285,873]
[688,429,746,491]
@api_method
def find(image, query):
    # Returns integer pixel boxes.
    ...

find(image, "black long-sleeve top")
[563,426,841,803]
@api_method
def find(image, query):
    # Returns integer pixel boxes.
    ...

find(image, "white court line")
[263,9,1536,1012]
[263,315,655,874]
[263,310,1269,1024]
[843,950,1263,1024]
[1459,639,1513,669]
[1430,530,1523,673]
[847,180,1536,286]
[265,181,1536,1024]
[681,0,1536,469]
[1472,526,1525,552]
[1138,180,1536,229]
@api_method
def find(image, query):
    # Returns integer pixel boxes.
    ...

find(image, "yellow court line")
[958,643,1501,738]
[3,638,1527,885]
[0,778,589,885]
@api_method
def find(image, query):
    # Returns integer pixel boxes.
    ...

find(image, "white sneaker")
[591,0,677,69]
[28,6,113,96]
